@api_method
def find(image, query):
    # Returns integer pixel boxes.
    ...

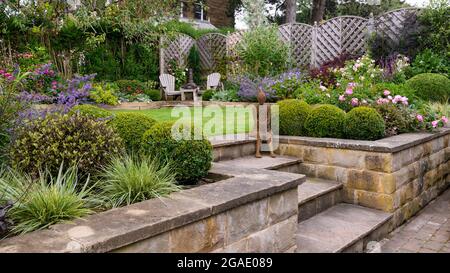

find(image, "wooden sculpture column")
[256,89,276,158]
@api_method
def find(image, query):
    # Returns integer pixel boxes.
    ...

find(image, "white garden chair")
[206,73,223,91]
[159,74,182,101]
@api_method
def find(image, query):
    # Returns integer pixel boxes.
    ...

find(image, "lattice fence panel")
[279,23,313,67]
[197,33,227,72]
[160,8,420,73]
[375,8,420,53]
[340,16,368,57]
[161,34,195,73]
[226,31,246,58]
[315,18,342,67]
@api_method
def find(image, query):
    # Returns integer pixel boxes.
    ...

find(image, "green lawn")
[112,106,254,136]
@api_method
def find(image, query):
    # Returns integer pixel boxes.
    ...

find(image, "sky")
[235,0,431,29]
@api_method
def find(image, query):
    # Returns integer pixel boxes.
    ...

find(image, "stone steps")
[217,155,343,222]
[298,178,343,222]
[296,204,393,253]
[215,154,393,253]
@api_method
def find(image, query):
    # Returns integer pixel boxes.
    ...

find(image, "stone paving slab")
[380,188,450,253]
[297,204,392,253]
[218,155,301,170]
[209,134,255,147]
[278,128,450,153]
[298,178,342,205]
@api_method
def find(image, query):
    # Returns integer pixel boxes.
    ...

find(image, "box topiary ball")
[277,99,311,136]
[141,121,213,185]
[406,73,450,102]
[344,107,386,140]
[304,104,346,138]
[110,112,156,151]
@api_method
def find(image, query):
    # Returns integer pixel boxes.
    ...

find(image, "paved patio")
[380,188,450,253]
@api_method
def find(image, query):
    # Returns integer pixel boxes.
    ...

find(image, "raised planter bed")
[276,128,450,228]
[0,163,305,253]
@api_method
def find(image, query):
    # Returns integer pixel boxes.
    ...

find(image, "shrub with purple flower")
[379,54,410,83]
[17,91,54,104]
[235,69,303,102]
[57,74,96,110]
[21,63,61,96]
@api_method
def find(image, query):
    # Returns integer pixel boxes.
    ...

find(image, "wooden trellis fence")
[160,8,419,74]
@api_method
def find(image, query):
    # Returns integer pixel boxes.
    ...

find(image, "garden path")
[379,188,450,253]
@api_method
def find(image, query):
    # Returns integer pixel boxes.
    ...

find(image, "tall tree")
[311,0,326,23]
[285,0,297,23]
[241,0,268,28]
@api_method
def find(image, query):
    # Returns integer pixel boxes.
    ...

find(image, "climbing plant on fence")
[160,8,420,75]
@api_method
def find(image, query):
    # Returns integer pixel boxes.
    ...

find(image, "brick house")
[180,0,235,29]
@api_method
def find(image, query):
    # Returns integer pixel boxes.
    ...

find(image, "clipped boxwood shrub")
[141,121,213,185]
[304,105,346,138]
[201,89,214,101]
[344,107,385,140]
[9,113,124,176]
[277,99,311,136]
[144,89,162,101]
[405,73,450,102]
[110,112,156,151]
[69,104,113,120]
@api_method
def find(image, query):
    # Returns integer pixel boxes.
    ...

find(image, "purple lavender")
[57,74,96,110]
[235,69,303,101]
[18,91,54,104]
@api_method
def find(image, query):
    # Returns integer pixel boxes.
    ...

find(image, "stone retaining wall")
[277,129,450,228]
[0,164,304,253]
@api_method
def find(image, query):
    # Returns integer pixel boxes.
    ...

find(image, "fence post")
[159,36,165,75]
[311,21,318,69]
[367,13,375,42]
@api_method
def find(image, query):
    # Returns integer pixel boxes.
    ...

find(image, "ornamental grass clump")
[0,166,98,234]
[98,155,179,208]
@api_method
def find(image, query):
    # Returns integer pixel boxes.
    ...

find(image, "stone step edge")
[338,213,393,253]
[264,158,303,170]
[298,179,343,206]
[211,138,256,148]
[296,204,393,253]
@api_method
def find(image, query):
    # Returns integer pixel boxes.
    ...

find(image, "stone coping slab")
[278,128,450,153]
[0,163,305,253]
[298,178,343,205]
[209,134,256,148]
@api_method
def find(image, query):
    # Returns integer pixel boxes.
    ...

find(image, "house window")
[194,1,207,21]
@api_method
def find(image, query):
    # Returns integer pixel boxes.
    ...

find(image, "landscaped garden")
[0,0,449,251]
